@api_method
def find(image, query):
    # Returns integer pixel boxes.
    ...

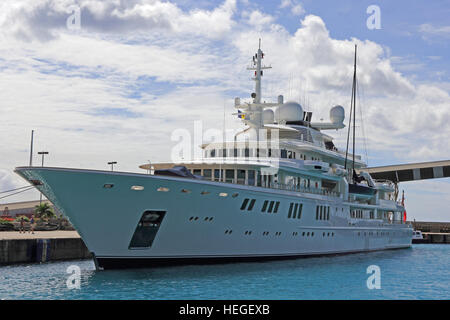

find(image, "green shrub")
[0,219,14,226]
[15,215,30,222]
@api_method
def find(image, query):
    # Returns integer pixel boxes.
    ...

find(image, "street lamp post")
[108,161,117,171]
[37,151,49,204]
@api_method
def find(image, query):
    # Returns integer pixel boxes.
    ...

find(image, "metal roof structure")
[364,160,450,182]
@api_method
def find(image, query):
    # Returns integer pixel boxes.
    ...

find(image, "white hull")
[16,167,412,269]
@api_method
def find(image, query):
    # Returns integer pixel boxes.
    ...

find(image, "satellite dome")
[275,101,303,122]
[263,109,274,124]
[330,105,345,124]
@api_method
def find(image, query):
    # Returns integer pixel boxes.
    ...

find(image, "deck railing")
[216,178,341,198]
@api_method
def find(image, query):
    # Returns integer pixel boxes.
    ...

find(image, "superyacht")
[15,42,413,269]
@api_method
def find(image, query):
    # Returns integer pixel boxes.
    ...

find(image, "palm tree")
[34,203,55,221]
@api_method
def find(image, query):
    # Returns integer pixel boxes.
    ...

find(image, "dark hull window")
[261,200,269,212]
[248,199,256,211]
[129,211,166,249]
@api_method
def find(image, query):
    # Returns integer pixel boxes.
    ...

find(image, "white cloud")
[419,23,450,39]
[279,0,305,16]
[0,0,237,41]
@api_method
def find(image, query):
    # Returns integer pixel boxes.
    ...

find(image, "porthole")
[201,191,210,195]
[232,193,239,198]
[194,217,199,221]
[131,185,144,191]
[103,183,114,188]
[219,192,228,197]
[181,189,191,193]
[157,187,169,192]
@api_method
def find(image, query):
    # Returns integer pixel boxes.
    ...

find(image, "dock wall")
[0,238,91,265]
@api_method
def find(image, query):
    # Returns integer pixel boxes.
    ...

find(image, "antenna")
[29,130,34,166]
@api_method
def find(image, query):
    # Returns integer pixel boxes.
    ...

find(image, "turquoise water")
[1,244,448,300]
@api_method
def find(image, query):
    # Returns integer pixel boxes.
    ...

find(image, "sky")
[0,0,449,221]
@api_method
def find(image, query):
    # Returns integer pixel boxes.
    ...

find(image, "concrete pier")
[0,231,91,265]
[413,232,450,244]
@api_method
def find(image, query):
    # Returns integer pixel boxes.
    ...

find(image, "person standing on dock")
[29,214,35,234]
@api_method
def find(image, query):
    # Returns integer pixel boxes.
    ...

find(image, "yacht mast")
[352,44,357,176]
[344,44,357,179]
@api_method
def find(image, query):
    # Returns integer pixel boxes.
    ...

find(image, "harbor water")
[1,244,448,300]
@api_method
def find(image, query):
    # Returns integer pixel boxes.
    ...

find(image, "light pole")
[108,161,117,171]
[37,151,49,204]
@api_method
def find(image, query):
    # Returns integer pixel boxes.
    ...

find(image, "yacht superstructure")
[15,42,413,270]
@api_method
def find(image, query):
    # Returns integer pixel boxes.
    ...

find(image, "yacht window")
[210,149,216,157]
[219,192,228,197]
[274,201,280,213]
[293,203,299,219]
[193,169,201,176]
[222,149,227,157]
[203,169,212,180]
[240,198,249,210]
[298,204,303,219]
[131,186,144,191]
[256,148,260,158]
[225,169,234,183]
[214,169,222,181]
[261,200,269,212]
[248,170,256,186]
[316,206,319,220]
[234,148,238,157]
[268,201,275,213]
[281,149,287,158]
[237,169,246,185]
[287,151,293,159]
[288,203,293,218]
[268,149,272,157]
[248,199,256,211]
[157,187,169,192]
[244,148,250,157]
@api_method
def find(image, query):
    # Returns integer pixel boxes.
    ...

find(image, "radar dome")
[330,105,345,124]
[263,109,274,124]
[275,101,303,122]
